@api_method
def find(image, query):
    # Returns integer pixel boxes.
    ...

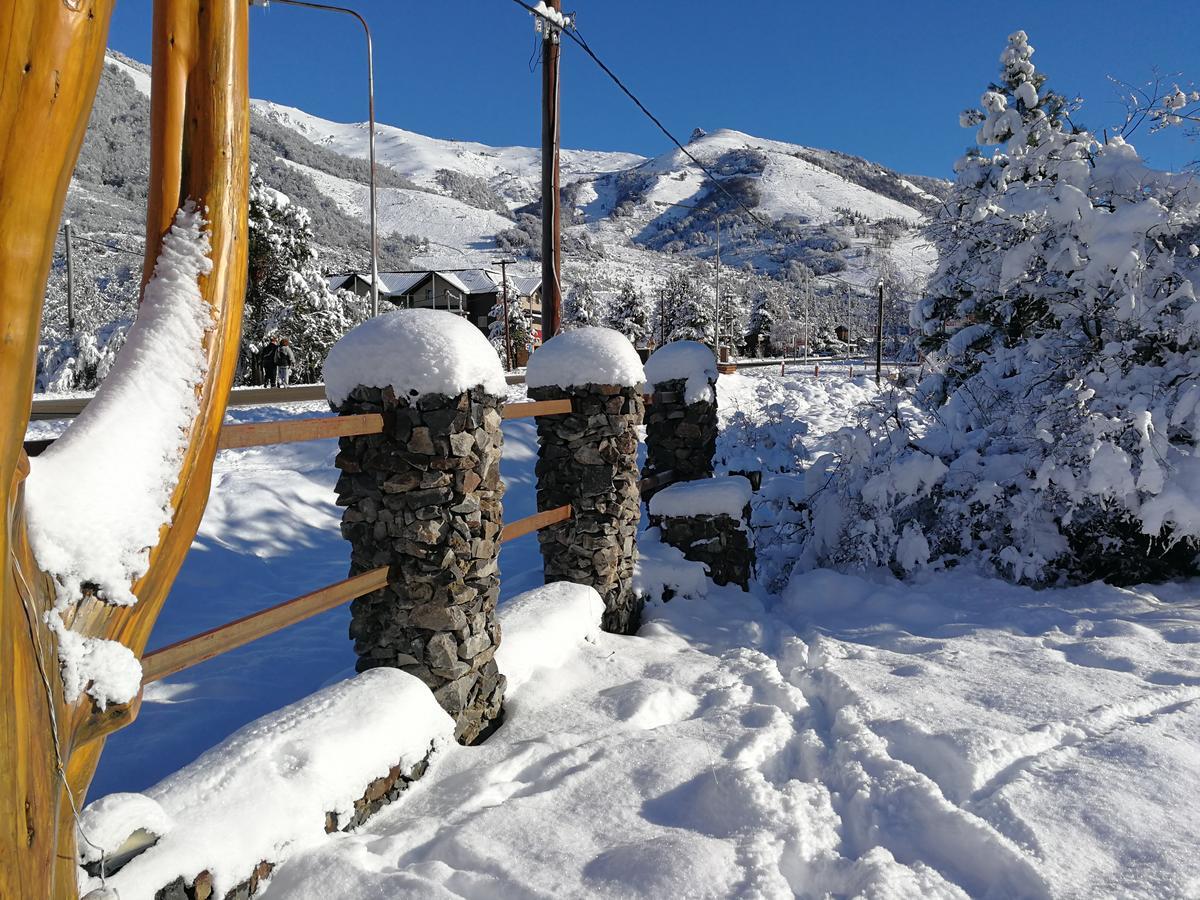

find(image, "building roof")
[339,268,539,299]
[514,275,542,296]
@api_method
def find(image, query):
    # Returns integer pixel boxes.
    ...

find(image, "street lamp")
[250,0,381,317]
[653,200,725,355]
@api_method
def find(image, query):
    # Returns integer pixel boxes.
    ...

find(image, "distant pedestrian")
[260,337,279,387]
[275,337,296,387]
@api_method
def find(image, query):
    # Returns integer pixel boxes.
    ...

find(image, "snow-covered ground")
[71,369,1200,899]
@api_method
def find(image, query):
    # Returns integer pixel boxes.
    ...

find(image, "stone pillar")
[647,475,754,590]
[525,327,647,635]
[333,385,505,744]
[643,341,718,486]
[529,383,644,633]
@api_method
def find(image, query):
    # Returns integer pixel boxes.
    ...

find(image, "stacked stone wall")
[528,383,644,634]
[334,384,505,745]
[643,376,718,485]
[650,505,754,590]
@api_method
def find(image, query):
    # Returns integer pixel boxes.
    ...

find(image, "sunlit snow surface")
[73,368,1200,899]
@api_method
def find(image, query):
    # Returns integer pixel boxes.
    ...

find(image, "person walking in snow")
[274,337,296,387]
[260,337,279,387]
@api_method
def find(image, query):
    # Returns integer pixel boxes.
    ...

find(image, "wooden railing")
[131,397,579,685]
[32,392,672,686]
[139,501,573,685]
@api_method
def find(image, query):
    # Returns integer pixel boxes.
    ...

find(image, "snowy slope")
[631,128,926,224]
[252,99,645,202]
[280,158,512,252]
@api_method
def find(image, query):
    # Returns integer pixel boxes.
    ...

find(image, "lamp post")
[250,0,380,317]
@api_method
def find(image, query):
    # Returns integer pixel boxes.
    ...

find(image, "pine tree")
[563,281,601,330]
[746,284,776,356]
[607,279,651,347]
[916,30,1074,390]
[488,273,533,368]
[810,30,1200,585]
[661,269,714,344]
[242,169,362,384]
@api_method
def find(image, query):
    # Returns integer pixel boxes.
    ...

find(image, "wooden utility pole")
[540,0,563,338]
[660,287,666,347]
[64,220,76,335]
[876,280,885,386]
[499,258,515,370]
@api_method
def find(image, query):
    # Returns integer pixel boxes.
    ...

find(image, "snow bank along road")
[75,370,1199,898]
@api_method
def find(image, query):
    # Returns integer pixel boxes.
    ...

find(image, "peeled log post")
[0,2,250,896]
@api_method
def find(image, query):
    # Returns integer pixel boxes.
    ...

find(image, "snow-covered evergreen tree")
[488,274,534,368]
[746,284,776,356]
[660,269,714,344]
[243,169,362,384]
[607,279,651,347]
[806,30,1200,585]
[563,282,601,330]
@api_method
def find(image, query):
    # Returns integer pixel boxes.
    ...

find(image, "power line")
[509,0,878,297]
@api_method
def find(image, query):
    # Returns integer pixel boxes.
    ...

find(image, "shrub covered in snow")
[802,31,1200,586]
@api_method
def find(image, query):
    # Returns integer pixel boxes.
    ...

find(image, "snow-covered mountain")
[44,50,947,391]
[247,96,946,288]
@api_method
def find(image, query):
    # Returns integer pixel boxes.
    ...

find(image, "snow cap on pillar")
[526,326,645,390]
[644,340,718,404]
[323,308,506,406]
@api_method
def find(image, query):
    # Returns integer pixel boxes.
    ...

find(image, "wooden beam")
[217,413,383,449]
[501,504,571,543]
[639,469,677,495]
[140,566,389,685]
[502,398,572,420]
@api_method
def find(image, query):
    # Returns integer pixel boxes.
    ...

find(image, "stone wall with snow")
[526,328,646,634]
[648,476,754,590]
[329,309,507,744]
[642,340,718,486]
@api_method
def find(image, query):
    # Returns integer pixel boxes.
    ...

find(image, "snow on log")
[525,326,645,390]
[644,340,718,405]
[25,204,214,609]
[495,583,604,692]
[323,308,505,406]
[83,667,454,899]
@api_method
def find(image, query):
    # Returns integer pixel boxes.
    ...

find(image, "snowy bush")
[803,31,1200,586]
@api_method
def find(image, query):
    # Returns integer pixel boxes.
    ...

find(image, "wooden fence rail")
[139,504,574,685]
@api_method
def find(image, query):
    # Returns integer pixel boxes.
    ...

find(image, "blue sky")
[106,1,1199,178]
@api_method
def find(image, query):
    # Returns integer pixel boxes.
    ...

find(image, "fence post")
[643,341,718,489]
[326,310,508,745]
[526,327,646,634]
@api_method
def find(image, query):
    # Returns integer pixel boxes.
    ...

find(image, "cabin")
[326,268,544,342]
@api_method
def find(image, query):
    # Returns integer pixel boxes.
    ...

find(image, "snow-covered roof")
[526,326,645,390]
[326,273,361,292]
[514,275,542,296]
[378,272,427,296]
[376,269,501,297]
[324,308,506,404]
[454,269,501,294]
